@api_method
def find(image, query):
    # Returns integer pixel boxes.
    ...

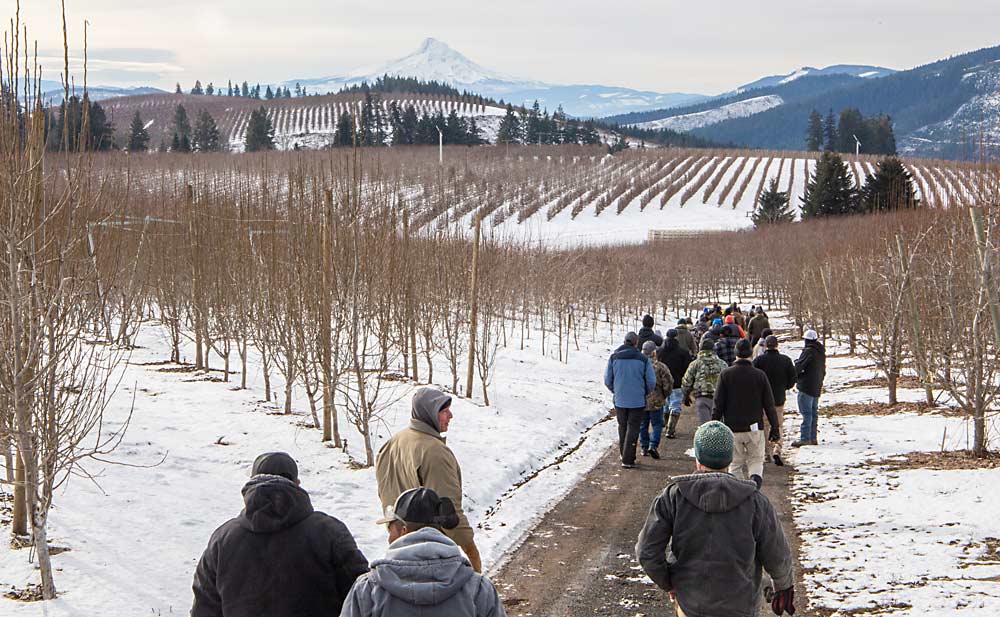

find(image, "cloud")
[35,47,183,86]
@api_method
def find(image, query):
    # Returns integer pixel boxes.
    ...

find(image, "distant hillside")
[692,44,1000,159]
[732,64,895,92]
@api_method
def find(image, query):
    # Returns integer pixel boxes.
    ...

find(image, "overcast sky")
[6,0,999,94]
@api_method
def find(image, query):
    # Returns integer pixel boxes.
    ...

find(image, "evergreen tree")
[241,81,250,97]
[48,96,115,151]
[244,107,275,151]
[579,120,601,145]
[191,80,204,95]
[227,80,233,97]
[400,104,418,144]
[862,157,919,212]
[801,151,860,218]
[836,107,866,154]
[265,85,274,100]
[607,135,629,155]
[806,110,823,151]
[823,109,837,152]
[335,111,354,146]
[192,110,223,152]
[171,104,192,152]
[865,115,897,155]
[127,110,150,152]
[295,83,302,97]
[496,104,521,145]
[445,109,464,144]
[753,178,795,226]
[175,83,182,94]
[205,82,214,96]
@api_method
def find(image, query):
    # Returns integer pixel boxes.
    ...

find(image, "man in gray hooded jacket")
[340,487,505,617]
[636,421,796,617]
[376,387,481,571]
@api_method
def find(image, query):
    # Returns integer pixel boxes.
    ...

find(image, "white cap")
[804,330,819,341]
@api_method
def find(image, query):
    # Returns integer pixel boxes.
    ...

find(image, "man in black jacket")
[793,330,827,447]
[753,335,796,466]
[657,330,692,439]
[637,314,664,349]
[191,452,370,617]
[713,339,779,487]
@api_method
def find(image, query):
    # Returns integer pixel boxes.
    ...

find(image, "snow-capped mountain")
[287,38,706,118]
[733,64,896,93]
[37,79,165,103]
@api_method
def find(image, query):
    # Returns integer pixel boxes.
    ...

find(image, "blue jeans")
[798,392,820,442]
[668,388,684,416]
[640,407,665,451]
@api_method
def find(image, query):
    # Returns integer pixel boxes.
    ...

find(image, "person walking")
[751,328,774,362]
[341,487,506,617]
[191,452,369,617]
[747,308,771,348]
[700,320,724,349]
[712,339,779,487]
[640,341,671,459]
[724,314,748,339]
[657,329,693,440]
[714,323,742,366]
[692,314,710,344]
[637,314,664,349]
[753,335,796,466]
[681,338,729,425]
[376,387,482,572]
[605,331,657,468]
[674,318,699,358]
[636,421,797,617]
[792,329,827,447]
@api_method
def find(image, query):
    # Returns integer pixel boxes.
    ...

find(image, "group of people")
[605,304,827,483]
[191,387,503,617]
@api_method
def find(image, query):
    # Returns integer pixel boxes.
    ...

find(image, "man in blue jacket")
[605,331,657,468]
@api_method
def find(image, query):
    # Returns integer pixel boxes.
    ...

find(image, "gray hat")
[765,335,779,348]
[624,331,639,345]
[642,340,658,356]
[251,452,298,482]
[694,421,734,470]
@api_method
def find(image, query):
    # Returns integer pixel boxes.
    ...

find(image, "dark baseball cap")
[765,335,779,348]
[251,452,298,482]
[376,487,460,529]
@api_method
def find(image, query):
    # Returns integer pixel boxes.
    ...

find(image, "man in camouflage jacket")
[682,339,730,425]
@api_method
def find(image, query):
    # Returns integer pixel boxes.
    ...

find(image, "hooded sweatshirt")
[636,472,794,617]
[191,475,369,617]
[341,527,505,617]
[376,390,475,549]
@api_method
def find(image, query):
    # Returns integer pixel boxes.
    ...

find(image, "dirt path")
[492,406,812,616]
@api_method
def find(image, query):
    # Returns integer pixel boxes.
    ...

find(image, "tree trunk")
[12,449,27,537]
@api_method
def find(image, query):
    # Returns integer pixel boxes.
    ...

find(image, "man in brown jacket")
[375,387,482,572]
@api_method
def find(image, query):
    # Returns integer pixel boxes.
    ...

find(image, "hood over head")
[238,474,314,534]
[371,527,474,606]
[411,387,452,433]
[675,472,757,514]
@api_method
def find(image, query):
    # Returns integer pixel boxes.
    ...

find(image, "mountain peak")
[417,37,451,53]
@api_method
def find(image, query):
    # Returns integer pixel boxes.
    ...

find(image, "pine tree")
[806,110,823,151]
[823,110,838,152]
[241,81,250,97]
[801,151,860,218]
[171,104,192,152]
[227,80,234,97]
[206,82,214,96]
[335,111,354,146]
[192,110,223,152]
[295,83,302,97]
[265,85,274,100]
[191,80,204,95]
[862,157,919,212]
[753,178,795,226]
[607,135,629,155]
[244,107,275,151]
[127,111,150,152]
[175,83,182,94]
[836,107,866,154]
[496,104,521,145]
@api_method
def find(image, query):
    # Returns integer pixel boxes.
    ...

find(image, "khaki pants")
[765,405,784,458]
[730,430,765,480]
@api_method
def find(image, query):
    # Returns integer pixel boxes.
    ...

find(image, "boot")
[666,414,679,439]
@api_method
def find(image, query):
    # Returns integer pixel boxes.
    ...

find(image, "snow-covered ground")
[0,318,624,616]
[633,95,784,132]
[775,320,1000,615]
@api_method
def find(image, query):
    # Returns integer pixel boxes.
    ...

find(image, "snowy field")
[0,318,622,616]
[776,323,1000,615]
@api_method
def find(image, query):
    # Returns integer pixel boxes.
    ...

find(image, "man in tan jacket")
[375,387,482,572]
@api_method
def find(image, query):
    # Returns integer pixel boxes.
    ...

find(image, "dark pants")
[616,407,645,464]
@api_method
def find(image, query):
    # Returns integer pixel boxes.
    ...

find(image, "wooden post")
[465,217,481,399]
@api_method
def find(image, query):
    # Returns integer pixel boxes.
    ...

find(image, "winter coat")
[700,328,722,350]
[605,344,657,409]
[674,324,698,357]
[752,349,796,406]
[733,311,747,330]
[692,320,710,345]
[341,527,506,617]
[747,315,771,347]
[657,340,693,389]
[191,475,369,617]
[681,351,729,399]
[636,472,795,617]
[751,341,767,363]
[376,416,475,550]
[714,335,740,367]
[646,358,672,410]
[794,339,827,398]
[637,326,664,349]
[713,359,779,436]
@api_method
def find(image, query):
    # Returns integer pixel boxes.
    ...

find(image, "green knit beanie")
[694,421,734,470]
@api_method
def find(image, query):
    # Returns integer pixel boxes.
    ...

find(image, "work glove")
[683,392,693,407]
[770,587,795,615]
